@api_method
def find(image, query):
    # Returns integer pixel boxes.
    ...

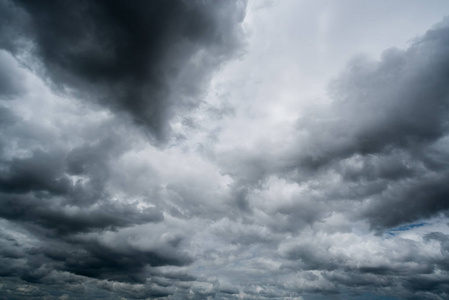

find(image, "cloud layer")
[1,0,245,141]
[1,1,449,299]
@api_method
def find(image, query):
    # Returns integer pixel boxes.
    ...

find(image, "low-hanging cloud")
[1,0,246,141]
[220,17,449,230]
[2,1,449,299]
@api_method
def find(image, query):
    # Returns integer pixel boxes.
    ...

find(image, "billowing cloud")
[1,0,246,141]
[1,1,449,299]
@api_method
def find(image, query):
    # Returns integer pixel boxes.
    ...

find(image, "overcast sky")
[1,0,449,299]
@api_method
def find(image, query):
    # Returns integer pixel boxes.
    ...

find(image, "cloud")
[0,51,197,299]
[220,17,449,230]
[294,18,449,229]
[0,0,248,296]
[1,1,449,299]
[1,0,246,141]
[0,51,26,99]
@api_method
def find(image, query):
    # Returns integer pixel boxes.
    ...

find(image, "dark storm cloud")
[0,51,26,99]
[0,145,188,293]
[0,142,163,234]
[2,1,449,299]
[362,172,449,229]
[0,102,192,297]
[193,18,449,299]
[302,19,449,165]
[0,220,193,298]
[312,19,449,229]
[0,192,163,234]
[0,59,204,299]
[54,237,192,282]
[221,18,449,230]
[1,0,246,141]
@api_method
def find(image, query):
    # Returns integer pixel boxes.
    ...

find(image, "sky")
[1,0,449,299]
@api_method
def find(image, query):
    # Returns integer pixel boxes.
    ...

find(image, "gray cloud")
[299,19,449,229]
[2,1,449,299]
[220,17,449,230]
[0,51,26,99]
[1,0,246,141]
[0,0,249,296]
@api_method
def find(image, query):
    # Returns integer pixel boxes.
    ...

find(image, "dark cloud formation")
[0,118,191,295]
[1,1,449,299]
[0,0,248,297]
[0,140,164,234]
[298,19,449,229]
[220,17,449,230]
[1,0,246,141]
[203,16,449,299]
[0,51,25,99]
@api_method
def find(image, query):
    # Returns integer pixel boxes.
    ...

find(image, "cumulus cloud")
[219,17,449,230]
[1,0,449,299]
[289,19,449,229]
[1,0,246,141]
